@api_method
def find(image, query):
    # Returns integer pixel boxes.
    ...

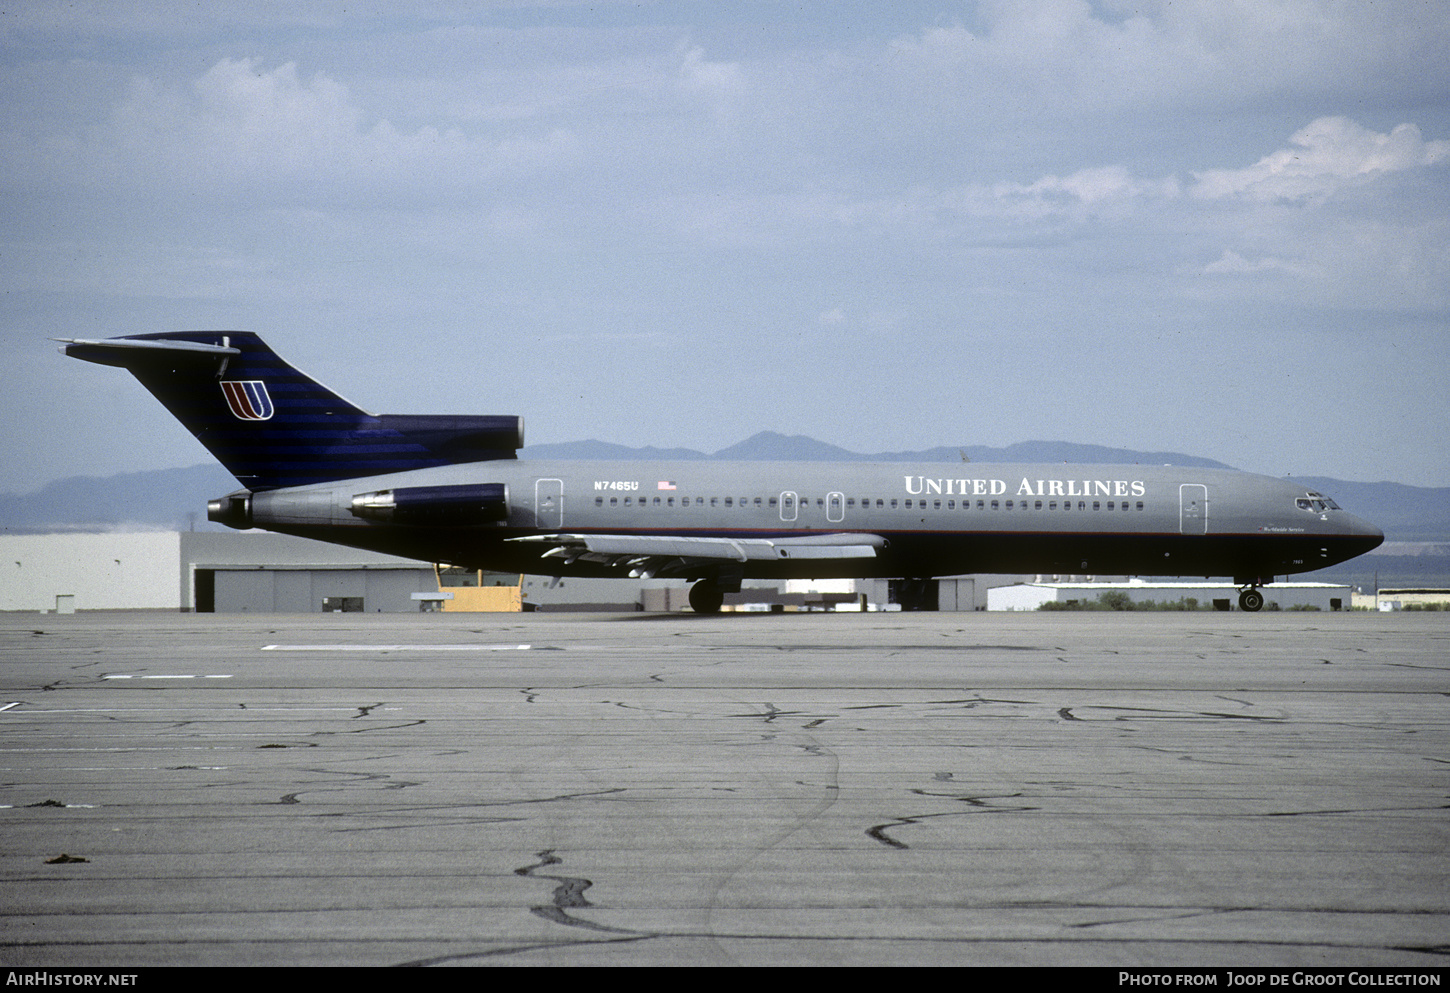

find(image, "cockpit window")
[1296,491,1340,513]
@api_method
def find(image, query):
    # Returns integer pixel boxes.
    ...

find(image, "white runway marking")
[261,643,532,652]
[16,707,392,713]
[103,674,234,680]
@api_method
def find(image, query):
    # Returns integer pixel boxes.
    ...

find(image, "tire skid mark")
[868,791,1039,849]
[319,787,627,831]
[269,766,423,805]
[396,928,1450,966]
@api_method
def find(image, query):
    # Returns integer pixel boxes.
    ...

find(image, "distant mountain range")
[2,432,1446,542]
[521,432,1238,469]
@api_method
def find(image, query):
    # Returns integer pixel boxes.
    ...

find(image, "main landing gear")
[688,578,725,615]
[688,567,742,615]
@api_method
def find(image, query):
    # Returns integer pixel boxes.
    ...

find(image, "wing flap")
[512,532,886,567]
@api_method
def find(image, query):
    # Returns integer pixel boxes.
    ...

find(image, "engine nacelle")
[350,483,509,525]
[207,490,253,529]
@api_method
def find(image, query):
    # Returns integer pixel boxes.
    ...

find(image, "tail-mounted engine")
[349,483,509,525]
[207,490,253,529]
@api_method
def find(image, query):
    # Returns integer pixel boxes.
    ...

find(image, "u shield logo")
[220,381,274,420]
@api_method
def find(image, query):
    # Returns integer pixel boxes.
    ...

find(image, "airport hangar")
[0,530,1364,613]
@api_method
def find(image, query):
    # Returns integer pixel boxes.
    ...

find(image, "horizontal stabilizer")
[57,337,240,370]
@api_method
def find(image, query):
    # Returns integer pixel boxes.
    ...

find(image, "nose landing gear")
[1234,573,1270,612]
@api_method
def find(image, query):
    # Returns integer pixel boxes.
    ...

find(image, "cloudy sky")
[3,1,1448,493]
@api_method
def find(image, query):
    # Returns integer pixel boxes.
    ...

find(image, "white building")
[1,532,436,613]
[1,533,183,612]
[988,580,1352,612]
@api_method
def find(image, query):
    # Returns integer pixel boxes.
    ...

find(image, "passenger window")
[990,500,999,510]
[595,497,603,507]
[1135,501,1144,511]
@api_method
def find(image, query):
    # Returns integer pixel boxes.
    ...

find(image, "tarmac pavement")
[0,610,1446,967]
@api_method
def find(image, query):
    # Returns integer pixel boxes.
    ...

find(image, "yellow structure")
[1362,588,1450,611]
[433,566,525,612]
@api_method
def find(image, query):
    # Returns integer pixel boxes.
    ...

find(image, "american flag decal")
[657,480,676,490]
[220,381,274,421]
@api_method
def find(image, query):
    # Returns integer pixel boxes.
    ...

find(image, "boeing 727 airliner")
[61,332,1384,612]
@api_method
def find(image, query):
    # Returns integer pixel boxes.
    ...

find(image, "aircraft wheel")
[1238,588,1264,612]
[689,580,724,614]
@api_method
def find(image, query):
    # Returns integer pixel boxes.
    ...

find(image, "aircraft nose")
[1342,514,1385,553]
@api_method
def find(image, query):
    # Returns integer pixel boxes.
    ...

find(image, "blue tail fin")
[61,332,522,490]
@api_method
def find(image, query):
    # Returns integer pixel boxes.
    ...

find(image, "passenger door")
[535,478,564,530]
[1179,484,1207,535]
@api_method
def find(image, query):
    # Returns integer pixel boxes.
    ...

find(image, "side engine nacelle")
[349,483,509,525]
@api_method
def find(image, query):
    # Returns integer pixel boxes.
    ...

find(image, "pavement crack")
[514,848,637,935]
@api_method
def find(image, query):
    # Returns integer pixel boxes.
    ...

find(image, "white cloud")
[1192,117,1450,201]
[675,42,744,98]
[96,58,581,199]
[990,166,1181,219]
[1201,249,1321,280]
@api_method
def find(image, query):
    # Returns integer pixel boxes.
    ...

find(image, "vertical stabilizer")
[60,332,522,489]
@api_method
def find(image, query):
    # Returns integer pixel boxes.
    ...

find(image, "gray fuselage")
[242,459,1384,586]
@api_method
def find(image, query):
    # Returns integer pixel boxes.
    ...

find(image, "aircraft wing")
[510,532,886,578]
